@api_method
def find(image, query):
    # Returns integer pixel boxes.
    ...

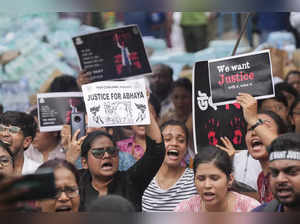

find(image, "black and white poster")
[37,92,84,132]
[72,25,152,81]
[82,78,150,127]
[209,50,274,106]
[193,61,247,153]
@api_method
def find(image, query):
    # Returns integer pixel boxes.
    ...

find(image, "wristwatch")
[248,118,264,131]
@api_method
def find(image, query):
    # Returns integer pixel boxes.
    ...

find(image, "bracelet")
[248,118,264,131]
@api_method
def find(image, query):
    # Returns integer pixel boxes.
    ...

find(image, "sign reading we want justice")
[208,50,275,106]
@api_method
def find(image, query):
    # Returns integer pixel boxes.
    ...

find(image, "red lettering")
[249,72,254,79]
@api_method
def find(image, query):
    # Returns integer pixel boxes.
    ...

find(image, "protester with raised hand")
[142,120,197,211]
[237,93,288,203]
[78,108,165,211]
[175,146,260,212]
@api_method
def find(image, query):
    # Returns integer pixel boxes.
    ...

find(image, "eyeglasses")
[90,147,119,159]
[292,111,300,116]
[0,124,21,134]
[0,156,12,167]
[54,187,79,199]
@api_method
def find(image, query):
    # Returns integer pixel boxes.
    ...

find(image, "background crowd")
[1,12,300,213]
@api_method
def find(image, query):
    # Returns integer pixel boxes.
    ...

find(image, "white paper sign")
[82,78,150,127]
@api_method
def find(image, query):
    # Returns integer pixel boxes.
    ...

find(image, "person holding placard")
[77,109,164,211]
[237,93,288,203]
[142,120,198,212]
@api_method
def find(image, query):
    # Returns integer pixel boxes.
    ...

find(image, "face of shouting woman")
[37,167,80,212]
[162,125,187,168]
[194,162,233,211]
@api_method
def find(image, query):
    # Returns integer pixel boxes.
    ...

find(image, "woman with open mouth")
[142,120,198,212]
[238,93,288,203]
[175,146,260,212]
[35,159,80,212]
[78,108,164,211]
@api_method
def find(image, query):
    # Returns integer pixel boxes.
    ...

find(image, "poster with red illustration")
[208,50,274,106]
[72,25,151,81]
[193,61,247,153]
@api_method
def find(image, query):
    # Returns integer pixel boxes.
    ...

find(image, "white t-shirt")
[22,155,42,175]
[142,168,198,212]
[233,150,262,191]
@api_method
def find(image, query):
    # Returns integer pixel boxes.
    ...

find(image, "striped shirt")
[142,168,198,212]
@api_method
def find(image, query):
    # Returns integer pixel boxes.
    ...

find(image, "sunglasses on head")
[90,147,119,159]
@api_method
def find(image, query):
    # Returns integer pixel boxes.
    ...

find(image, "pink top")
[117,136,145,161]
[175,192,260,212]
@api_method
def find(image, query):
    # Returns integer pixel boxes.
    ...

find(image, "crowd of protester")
[1,12,300,213]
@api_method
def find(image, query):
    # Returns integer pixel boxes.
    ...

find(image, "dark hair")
[258,92,288,110]
[285,70,300,82]
[172,78,192,95]
[0,140,14,166]
[48,75,80,92]
[36,159,80,186]
[290,96,300,116]
[193,146,233,179]
[160,120,189,145]
[87,195,135,212]
[149,93,161,117]
[152,63,173,79]
[81,130,115,158]
[0,111,37,139]
[29,108,61,142]
[0,104,3,114]
[29,108,38,118]
[268,133,300,155]
[257,110,288,135]
[275,82,298,98]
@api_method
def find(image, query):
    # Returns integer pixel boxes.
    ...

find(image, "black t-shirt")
[78,136,165,211]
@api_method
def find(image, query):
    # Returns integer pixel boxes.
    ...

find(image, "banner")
[82,78,150,127]
[193,61,247,153]
[209,50,274,106]
[37,92,84,132]
[72,25,152,81]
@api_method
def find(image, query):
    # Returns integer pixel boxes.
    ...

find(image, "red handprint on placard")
[205,118,220,146]
[230,117,245,145]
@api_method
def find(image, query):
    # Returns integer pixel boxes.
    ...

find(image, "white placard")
[82,78,150,127]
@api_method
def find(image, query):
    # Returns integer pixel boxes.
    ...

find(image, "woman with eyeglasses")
[0,140,14,176]
[35,159,80,212]
[78,110,165,211]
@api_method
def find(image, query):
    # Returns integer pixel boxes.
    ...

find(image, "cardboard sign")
[72,25,152,81]
[37,92,84,132]
[209,50,274,106]
[82,78,150,127]
[193,61,247,153]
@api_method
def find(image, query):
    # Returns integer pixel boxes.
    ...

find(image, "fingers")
[216,144,228,152]
[71,129,81,142]
[220,136,233,147]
